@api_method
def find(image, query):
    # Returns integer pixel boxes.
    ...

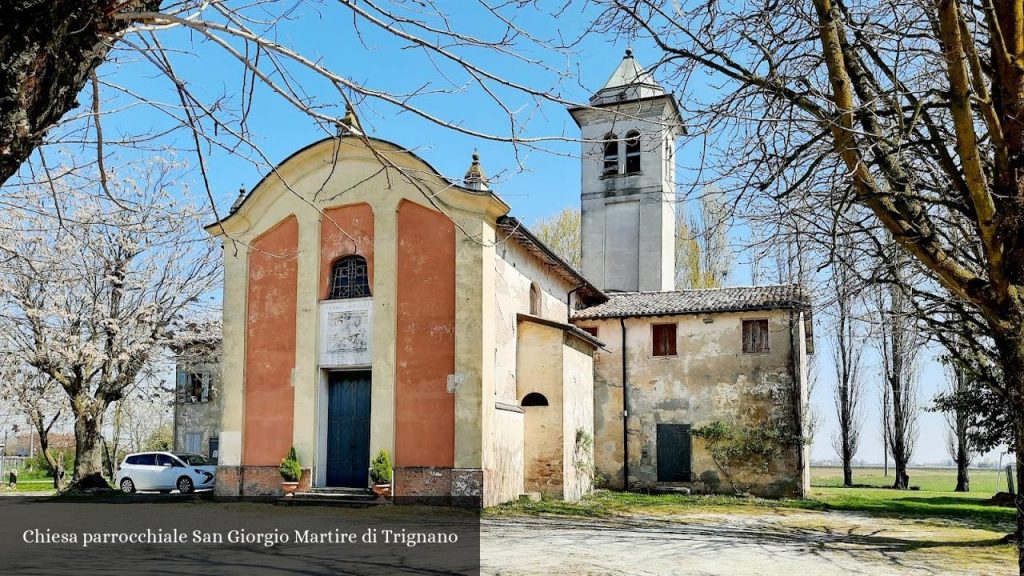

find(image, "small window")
[185,432,202,453]
[652,323,677,356]
[125,455,139,465]
[521,392,549,407]
[625,130,641,174]
[742,319,770,353]
[179,371,212,403]
[329,254,371,299]
[602,133,619,176]
[529,282,541,315]
[580,326,598,337]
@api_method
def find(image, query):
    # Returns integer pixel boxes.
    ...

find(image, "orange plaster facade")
[395,200,456,468]
[319,203,375,298]
[243,216,299,466]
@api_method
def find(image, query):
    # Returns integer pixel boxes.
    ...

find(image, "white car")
[115,452,216,494]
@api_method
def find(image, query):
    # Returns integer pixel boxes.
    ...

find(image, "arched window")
[529,282,541,316]
[521,392,549,407]
[624,130,641,174]
[328,255,370,299]
[602,133,619,176]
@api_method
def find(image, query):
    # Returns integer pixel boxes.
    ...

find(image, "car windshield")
[174,453,211,466]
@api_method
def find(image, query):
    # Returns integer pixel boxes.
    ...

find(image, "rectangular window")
[185,432,202,453]
[652,323,677,356]
[580,326,598,337]
[742,319,770,353]
[179,371,212,403]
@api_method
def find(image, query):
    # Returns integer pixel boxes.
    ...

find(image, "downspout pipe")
[620,317,629,490]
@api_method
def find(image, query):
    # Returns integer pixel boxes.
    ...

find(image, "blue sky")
[83,1,988,468]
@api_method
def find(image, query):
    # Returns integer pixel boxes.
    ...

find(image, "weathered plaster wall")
[485,405,524,507]
[493,240,572,403]
[319,203,374,298]
[243,216,298,467]
[396,200,456,469]
[517,321,565,496]
[577,309,804,496]
[561,337,595,501]
[173,362,222,458]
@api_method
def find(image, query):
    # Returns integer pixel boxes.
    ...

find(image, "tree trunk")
[0,1,160,185]
[28,413,58,479]
[955,461,970,492]
[955,429,970,492]
[69,405,110,490]
[893,459,909,490]
[988,331,1024,574]
[842,433,853,487]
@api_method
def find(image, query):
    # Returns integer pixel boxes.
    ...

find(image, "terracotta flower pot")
[282,481,299,497]
[372,483,391,499]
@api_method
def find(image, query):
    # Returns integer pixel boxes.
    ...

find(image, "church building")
[206,51,810,505]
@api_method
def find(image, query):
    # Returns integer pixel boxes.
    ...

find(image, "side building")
[171,326,223,462]
[573,286,812,497]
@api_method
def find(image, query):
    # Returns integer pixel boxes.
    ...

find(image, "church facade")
[207,51,810,505]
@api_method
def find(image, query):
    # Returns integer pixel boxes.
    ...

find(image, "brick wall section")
[394,467,484,507]
[395,467,451,501]
[240,465,284,496]
[215,466,241,497]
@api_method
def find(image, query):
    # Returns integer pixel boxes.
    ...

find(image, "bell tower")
[569,49,683,293]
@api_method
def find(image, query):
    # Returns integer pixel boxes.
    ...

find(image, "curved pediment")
[205,135,510,238]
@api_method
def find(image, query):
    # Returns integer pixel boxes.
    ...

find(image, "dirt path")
[481,510,1013,576]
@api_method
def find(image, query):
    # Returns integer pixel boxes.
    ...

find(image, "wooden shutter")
[742,319,769,353]
[653,324,677,356]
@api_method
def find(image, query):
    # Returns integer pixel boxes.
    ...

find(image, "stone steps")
[275,487,388,508]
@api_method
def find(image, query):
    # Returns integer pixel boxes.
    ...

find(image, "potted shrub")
[279,446,302,497]
[369,449,392,498]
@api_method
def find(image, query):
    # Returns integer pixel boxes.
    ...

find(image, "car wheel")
[177,476,194,494]
[120,478,135,493]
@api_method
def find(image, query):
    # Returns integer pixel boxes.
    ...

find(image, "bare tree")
[0,162,219,489]
[941,361,975,492]
[830,243,865,487]
[676,186,733,289]
[874,276,922,490]
[0,363,67,488]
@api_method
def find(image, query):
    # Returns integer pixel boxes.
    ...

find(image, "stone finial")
[230,186,246,213]
[338,103,362,135]
[463,150,489,191]
[624,47,633,58]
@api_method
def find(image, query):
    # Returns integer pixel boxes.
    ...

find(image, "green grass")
[812,466,1004,494]
[490,467,1015,533]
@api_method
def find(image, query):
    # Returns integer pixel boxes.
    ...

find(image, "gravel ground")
[481,511,1013,576]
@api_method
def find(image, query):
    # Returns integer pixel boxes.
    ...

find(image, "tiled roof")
[571,284,809,319]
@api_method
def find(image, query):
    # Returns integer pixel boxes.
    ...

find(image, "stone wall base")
[213,465,313,497]
[394,467,483,507]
